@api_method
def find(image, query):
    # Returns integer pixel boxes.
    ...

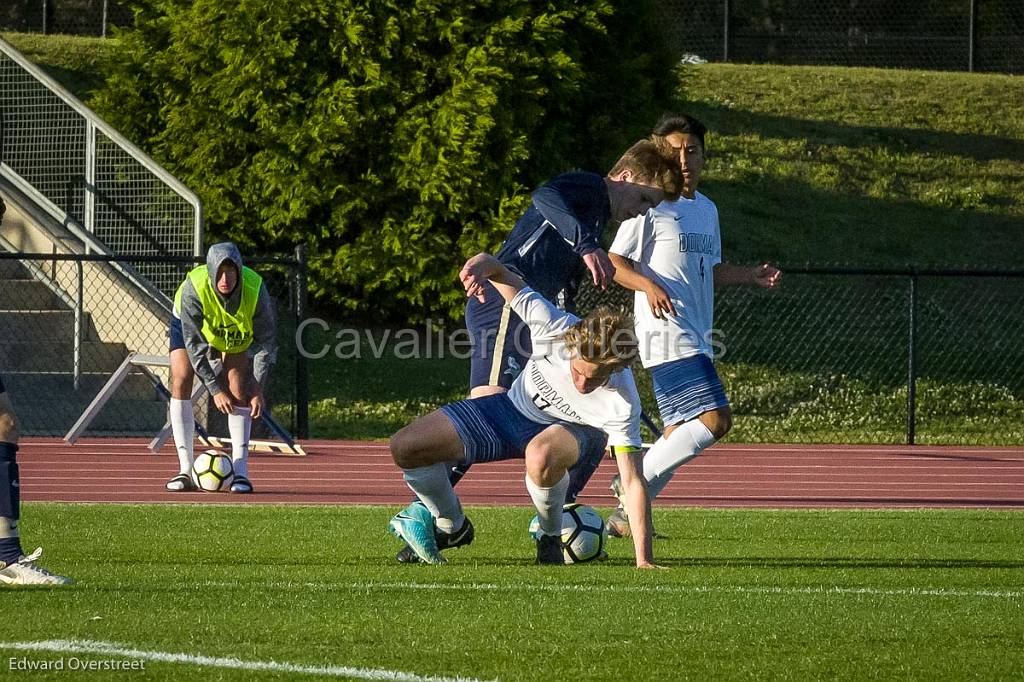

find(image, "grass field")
[4,503,1023,680]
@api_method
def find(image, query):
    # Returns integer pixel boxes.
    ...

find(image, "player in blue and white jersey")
[392,141,680,563]
[388,253,660,568]
[605,114,781,535]
[468,139,680,398]
[0,373,72,585]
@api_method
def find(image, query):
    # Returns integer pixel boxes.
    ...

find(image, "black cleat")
[165,473,197,492]
[396,516,475,564]
[536,534,564,565]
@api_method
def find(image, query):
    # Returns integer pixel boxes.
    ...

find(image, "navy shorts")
[169,317,185,352]
[465,284,531,390]
[650,354,730,427]
[440,393,607,467]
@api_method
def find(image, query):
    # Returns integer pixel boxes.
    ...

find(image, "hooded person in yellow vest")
[166,242,277,493]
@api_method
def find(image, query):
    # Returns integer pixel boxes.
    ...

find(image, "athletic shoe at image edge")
[230,476,253,494]
[607,475,659,538]
[396,514,475,564]
[388,506,446,565]
[165,473,197,492]
[605,508,632,538]
[0,547,73,586]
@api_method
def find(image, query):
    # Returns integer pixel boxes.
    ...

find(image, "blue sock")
[0,441,23,564]
[565,435,608,503]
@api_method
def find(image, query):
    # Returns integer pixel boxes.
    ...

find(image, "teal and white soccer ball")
[191,450,234,492]
[528,503,607,564]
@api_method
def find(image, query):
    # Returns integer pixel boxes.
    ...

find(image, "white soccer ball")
[528,503,607,564]
[191,450,234,492]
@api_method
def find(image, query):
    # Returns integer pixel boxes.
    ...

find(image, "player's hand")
[644,282,676,319]
[459,253,497,302]
[582,249,616,290]
[753,263,781,289]
[249,392,265,420]
[212,391,234,415]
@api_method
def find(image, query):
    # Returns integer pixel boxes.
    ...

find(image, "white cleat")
[0,547,74,586]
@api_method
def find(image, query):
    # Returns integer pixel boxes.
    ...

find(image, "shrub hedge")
[95,0,676,321]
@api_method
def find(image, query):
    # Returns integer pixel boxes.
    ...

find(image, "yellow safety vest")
[174,265,262,354]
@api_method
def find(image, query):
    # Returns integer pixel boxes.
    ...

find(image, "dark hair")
[652,114,707,151]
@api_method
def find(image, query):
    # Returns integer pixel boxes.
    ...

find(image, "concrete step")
[0,260,29,278]
[0,341,128,373]
[0,279,63,310]
[2,370,167,402]
[0,309,98,340]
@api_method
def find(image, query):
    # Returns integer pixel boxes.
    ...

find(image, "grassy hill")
[678,64,1024,268]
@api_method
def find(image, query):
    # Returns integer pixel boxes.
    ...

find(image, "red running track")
[17,438,1024,509]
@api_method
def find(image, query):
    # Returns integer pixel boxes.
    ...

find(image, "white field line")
[0,639,495,682]
[191,580,1023,601]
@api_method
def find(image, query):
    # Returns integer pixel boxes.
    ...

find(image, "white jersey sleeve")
[601,370,644,448]
[609,212,652,262]
[510,286,579,344]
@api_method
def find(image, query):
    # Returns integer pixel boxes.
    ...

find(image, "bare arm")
[714,262,781,288]
[609,253,677,319]
[613,447,661,569]
[459,253,527,304]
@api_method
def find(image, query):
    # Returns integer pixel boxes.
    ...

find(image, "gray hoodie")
[175,242,277,396]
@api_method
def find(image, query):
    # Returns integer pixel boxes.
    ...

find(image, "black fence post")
[294,244,309,439]
[907,272,918,445]
[723,0,731,62]
[968,0,978,72]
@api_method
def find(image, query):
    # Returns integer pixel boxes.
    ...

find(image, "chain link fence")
[3,1,1021,73]
[0,0,131,37]
[0,251,309,439]
[654,0,1023,73]
[575,267,1024,446]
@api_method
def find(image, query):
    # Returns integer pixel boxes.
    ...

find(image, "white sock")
[228,406,252,478]
[403,463,464,533]
[643,419,717,500]
[169,398,195,475]
[525,472,569,536]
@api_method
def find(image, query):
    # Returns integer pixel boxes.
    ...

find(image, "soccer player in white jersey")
[605,114,781,535]
[388,253,659,568]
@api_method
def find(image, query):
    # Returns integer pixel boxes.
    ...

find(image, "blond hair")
[608,139,682,200]
[563,306,638,369]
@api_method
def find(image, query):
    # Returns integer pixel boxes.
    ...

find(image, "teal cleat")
[388,504,446,565]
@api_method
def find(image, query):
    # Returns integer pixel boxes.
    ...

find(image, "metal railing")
[0,35,203,302]
[575,266,1024,446]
